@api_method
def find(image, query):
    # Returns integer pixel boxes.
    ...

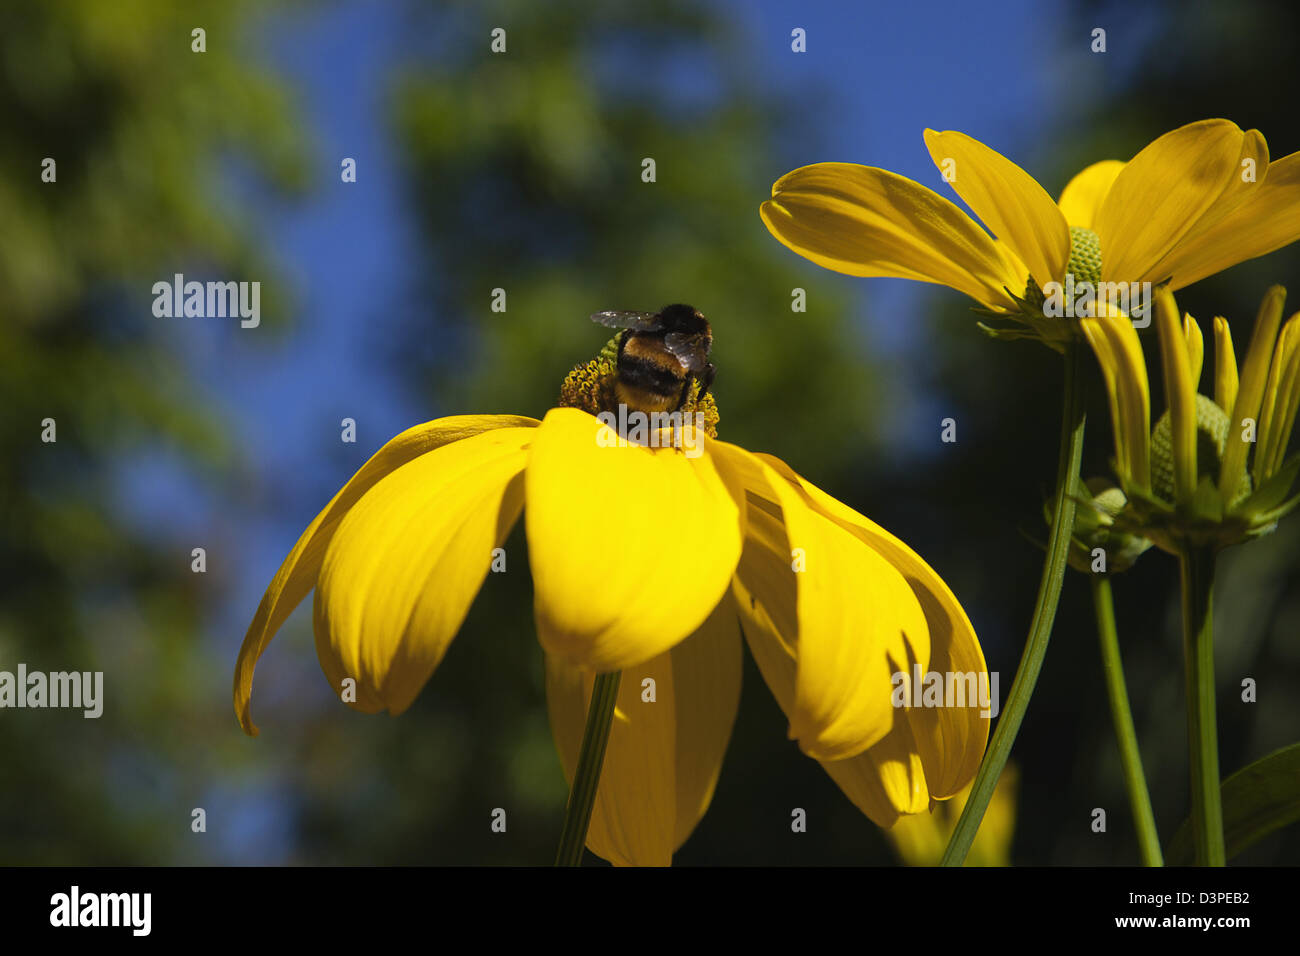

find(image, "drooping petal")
[715,441,929,762]
[1081,318,1126,478]
[820,717,930,828]
[729,524,927,825]
[756,452,989,796]
[1147,136,1300,291]
[1081,314,1152,490]
[775,481,924,760]
[886,765,1019,867]
[1095,119,1248,284]
[312,425,533,715]
[546,656,673,867]
[544,595,742,866]
[924,129,1070,291]
[1057,160,1124,229]
[528,408,741,671]
[760,162,1024,311]
[667,593,744,847]
[233,414,539,735]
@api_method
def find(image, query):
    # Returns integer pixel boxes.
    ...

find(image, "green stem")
[941,341,1086,866]
[1091,574,1162,866]
[554,670,622,866]
[1179,546,1224,866]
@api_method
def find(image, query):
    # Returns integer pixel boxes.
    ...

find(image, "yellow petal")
[760,162,1024,311]
[776,485,921,760]
[924,129,1070,291]
[715,441,929,762]
[1081,319,1127,478]
[1095,120,1248,284]
[1084,312,1152,490]
[527,408,741,671]
[730,488,800,706]
[1223,286,1286,500]
[1057,160,1124,229]
[882,803,945,867]
[1154,289,1198,504]
[544,596,742,866]
[1147,130,1268,245]
[756,452,988,795]
[1184,311,1205,391]
[961,762,1019,868]
[887,764,1018,867]
[546,660,673,867]
[728,520,928,825]
[1148,136,1300,291]
[1119,317,1155,490]
[1256,310,1300,482]
[668,593,743,847]
[233,414,539,735]
[820,717,930,828]
[313,426,533,715]
[1213,317,1239,417]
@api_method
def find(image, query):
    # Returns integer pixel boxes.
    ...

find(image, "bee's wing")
[591,310,664,331]
[663,332,709,372]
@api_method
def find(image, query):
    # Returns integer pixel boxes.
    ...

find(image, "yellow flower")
[233,408,989,865]
[886,764,1018,867]
[1082,287,1300,552]
[761,120,1300,348]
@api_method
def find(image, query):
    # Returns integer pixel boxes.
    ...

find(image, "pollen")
[558,355,720,438]
[558,356,619,415]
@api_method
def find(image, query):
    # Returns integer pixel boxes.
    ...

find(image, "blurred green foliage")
[0,0,305,863]
[389,2,887,477]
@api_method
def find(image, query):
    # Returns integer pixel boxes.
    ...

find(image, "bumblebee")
[590,304,715,414]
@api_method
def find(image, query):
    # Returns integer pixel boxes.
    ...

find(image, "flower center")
[1065,227,1102,287]
[1150,393,1251,507]
[1024,227,1102,309]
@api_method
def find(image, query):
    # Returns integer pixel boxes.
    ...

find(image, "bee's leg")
[696,364,716,402]
[675,374,695,412]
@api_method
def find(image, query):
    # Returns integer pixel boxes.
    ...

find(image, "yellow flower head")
[761,120,1300,350]
[234,356,991,865]
[1082,287,1300,553]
